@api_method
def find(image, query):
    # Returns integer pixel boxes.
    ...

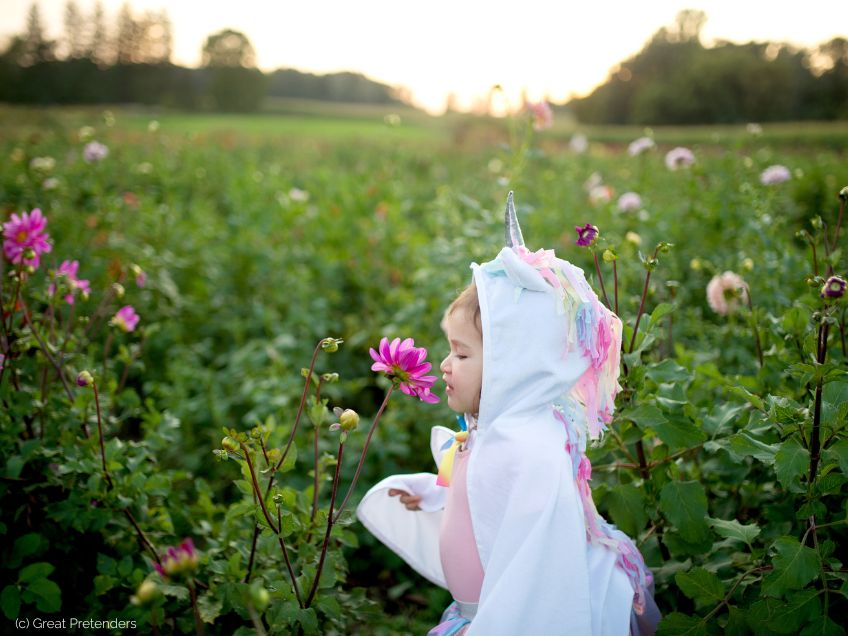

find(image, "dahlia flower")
[618,192,642,212]
[665,147,695,171]
[111,305,140,332]
[575,223,599,247]
[83,141,109,163]
[525,101,553,131]
[369,337,439,403]
[821,275,846,299]
[627,137,655,156]
[3,208,52,268]
[706,271,749,315]
[48,260,91,304]
[760,165,791,185]
[154,538,199,579]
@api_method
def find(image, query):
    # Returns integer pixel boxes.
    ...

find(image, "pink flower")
[760,165,791,185]
[617,192,642,212]
[154,538,198,579]
[369,337,440,403]
[83,141,109,163]
[589,185,613,205]
[575,223,599,247]
[627,136,655,156]
[525,101,553,131]
[48,260,91,304]
[570,133,588,154]
[706,271,749,315]
[111,305,140,332]
[2,208,52,268]
[665,147,695,171]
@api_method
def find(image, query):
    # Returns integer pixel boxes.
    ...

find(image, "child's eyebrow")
[449,338,469,348]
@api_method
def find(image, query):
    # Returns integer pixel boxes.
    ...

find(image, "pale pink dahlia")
[706,271,749,315]
[48,260,91,304]
[369,337,440,403]
[3,208,52,268]
[111,305,140,332]
[628,136,655,156]
[617,192,642,212]
[83,141,109,163]
[760,165,791,185]
[665,147,695,171]
[525,101,553,131]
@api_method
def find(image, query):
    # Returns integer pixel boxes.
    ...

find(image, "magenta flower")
[821,275,846,299]
[525,101,553,131]
[665,147,695,171]
[48,260,91,304]
[369,337,440,403]
[154,538,199,579]
[575,223,599,247]
[2,208,52,268]
[83,141,109,163]
[760,165,791,185]
[111,305,140,332]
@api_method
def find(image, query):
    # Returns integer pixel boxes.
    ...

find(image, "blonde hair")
[446,283,482,334]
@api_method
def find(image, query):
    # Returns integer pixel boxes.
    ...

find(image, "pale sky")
[2,0,846,114]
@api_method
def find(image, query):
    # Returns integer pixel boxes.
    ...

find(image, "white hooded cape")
[357,246,658,635]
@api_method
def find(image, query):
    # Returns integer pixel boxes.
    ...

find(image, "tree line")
[0,1,404,111]
[567,10,848,125]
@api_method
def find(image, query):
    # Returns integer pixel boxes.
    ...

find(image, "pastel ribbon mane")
[436,415,469,487]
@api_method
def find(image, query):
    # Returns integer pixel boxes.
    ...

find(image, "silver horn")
[504,191,525,249]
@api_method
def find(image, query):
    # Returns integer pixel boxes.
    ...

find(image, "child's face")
[440,308,483,416]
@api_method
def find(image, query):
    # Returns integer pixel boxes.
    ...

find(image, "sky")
[2,0,847,114]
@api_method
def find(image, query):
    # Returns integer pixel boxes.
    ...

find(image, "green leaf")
[774,438,810,493]
[626,405,668,429]
[26,578,61,613]
[826,439,848,475]
[18,563,54,583]
[653,417,707,450]
[659,481,710,543]
[5,456,24,479]
[649,302,676,329]
[674,567,724,606]
[9,534,45,569]
[727,432,779,465]
[727,386,765,411]
[646,359,691,384]
[93,575,117,595]
[708,517,760,547]
[296,607,319,635]
[656,612,707,636]
[800,615,846,636]
[762,536,820,597]
[198,592,223,623]
[605,484,648,537]
[1,586,20,620]
[315,595,342,620]
[159,583,189,601]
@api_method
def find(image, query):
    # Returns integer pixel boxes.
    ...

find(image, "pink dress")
[439,446,485,603]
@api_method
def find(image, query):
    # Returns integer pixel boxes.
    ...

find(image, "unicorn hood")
[357,193,658,636]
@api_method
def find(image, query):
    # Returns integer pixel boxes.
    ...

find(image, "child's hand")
[388,489,422,511]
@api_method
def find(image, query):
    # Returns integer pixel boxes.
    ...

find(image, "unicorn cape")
[357,194,658,635]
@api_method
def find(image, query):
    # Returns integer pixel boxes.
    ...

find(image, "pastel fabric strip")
[427,602,471,636]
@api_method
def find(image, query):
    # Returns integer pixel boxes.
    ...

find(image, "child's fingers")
[387,489,421,510]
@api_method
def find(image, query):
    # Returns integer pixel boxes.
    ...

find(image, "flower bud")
[339,409,360,432]
[23,247,36,261]
[77,370,94,387]
[624,232,642,246]
[840,186,848,201]
[602,249,617,263]
[112,282,125,298]
[222,436,239,452]
[250,582,270,612]
[130,579,159,605]
[742,257,754,271]
[689,258,702,271]
[321,372,339,383]
[321,338,343,353]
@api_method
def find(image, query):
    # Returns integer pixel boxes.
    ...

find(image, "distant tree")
[201,29,256,68]
[86,0,108,65]
[115,2,140,64]
[20,3,55,66]
[62,0,86,59]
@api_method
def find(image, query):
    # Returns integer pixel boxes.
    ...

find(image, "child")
[357,193,660,635]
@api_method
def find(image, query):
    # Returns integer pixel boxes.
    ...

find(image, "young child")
[357,193,660,635]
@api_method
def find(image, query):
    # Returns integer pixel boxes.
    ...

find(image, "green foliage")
[0,106,846,634]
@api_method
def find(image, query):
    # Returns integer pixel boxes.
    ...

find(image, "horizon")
[2,0,846,115]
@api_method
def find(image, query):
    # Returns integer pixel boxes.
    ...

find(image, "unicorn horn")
[504,191,525,249]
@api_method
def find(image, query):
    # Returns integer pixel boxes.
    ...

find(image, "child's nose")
[440,355,450,374]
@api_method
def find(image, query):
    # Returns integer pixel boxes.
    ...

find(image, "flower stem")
[746,289,764,368]
[19,296,74,402]
[809,320,829,487]
[92,381,113,490]
[266,339,327,498]
[123,507,162,567]
[612,260,619,316]
[305,441,344,607]
[187,580,205,636]
[593,252,612,310]
[628,249,659,354]
[243,525,260,584]
[333,385,394,523]
[308,379,325,541]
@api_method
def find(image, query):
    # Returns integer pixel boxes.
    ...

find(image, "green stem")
[93,381,113,490]
[593,252,612,310]
[333,385,394,523]
[188,580,204,636]
[305,441,344,607]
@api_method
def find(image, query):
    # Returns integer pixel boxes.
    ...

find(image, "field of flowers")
[1,104,846,635]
